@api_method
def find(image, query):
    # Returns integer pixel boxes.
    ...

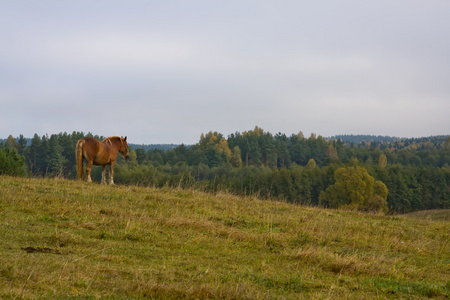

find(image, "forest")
[1,127,449,214]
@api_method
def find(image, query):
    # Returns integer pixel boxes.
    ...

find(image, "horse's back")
[81,137,98,144]
[81,137,114,165]
[78,137,99,158]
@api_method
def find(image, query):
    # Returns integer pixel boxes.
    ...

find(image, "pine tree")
[6,135,17,150]
[17,135,28,156]
[47,134,65,176]
[29,134,42,174]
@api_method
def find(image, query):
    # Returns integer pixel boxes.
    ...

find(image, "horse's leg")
[109,161,115,185]
[101,165,107,184]
[86,160,93,183]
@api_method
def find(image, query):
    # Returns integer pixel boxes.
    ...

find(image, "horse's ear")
[124,136,127,141]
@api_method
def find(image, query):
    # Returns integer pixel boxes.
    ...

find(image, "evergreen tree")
[17,135,28,156]
[274,133,290,168]
[289,134,308,165]
[0,148,25,176]
[47,134,65,176]
[29,134,42,174]
[135,148,148,164]
[6,135,18,150]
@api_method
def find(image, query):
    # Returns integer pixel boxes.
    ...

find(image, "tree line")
[1,127,449,214]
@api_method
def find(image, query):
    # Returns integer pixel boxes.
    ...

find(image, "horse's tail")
[76,139,85,180]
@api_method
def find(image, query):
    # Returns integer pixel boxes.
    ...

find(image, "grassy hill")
[0,176,448,299]
[402,209,450,222]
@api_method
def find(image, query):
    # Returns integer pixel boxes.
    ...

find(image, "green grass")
[402,209,450,222]
[0,176,449,299]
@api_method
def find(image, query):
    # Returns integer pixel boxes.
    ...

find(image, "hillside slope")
[0,176,448,299]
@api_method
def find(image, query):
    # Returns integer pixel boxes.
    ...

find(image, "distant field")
[0,176,449,299]
[402,209,450,222]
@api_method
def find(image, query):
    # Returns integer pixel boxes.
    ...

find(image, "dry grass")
[0,176,449,299]
[402,209,450,222]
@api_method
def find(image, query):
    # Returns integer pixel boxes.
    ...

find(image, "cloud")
[1,1,449,143]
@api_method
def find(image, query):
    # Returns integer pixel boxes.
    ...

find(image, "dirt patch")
[21,247,62,254]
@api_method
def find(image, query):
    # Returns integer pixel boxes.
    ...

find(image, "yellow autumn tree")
[378,154,387,169]
[444,137,450,150]
[326,143,339,163]
[319,166,388,213]
[198,131,233,165]
[230,146,242,168]
[306,158,317,169]
[199,131,222,149]
[214,138,232,162]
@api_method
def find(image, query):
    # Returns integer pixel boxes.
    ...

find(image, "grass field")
[402,209,450,222]
[0,176,449,299]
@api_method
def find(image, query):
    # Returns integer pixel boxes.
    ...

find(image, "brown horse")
[76,136,129,184]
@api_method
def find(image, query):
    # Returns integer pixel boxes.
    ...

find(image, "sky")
[1,1,449,144]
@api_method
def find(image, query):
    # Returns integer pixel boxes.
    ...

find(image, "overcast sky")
[1,1,449,144]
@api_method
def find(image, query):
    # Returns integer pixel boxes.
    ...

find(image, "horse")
[76,136,129,184]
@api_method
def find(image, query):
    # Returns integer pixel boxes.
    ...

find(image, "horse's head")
[119,136,130,159]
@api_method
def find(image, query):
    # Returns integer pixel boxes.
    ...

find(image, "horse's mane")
[103,136,121,145]
[103,138,112,145]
